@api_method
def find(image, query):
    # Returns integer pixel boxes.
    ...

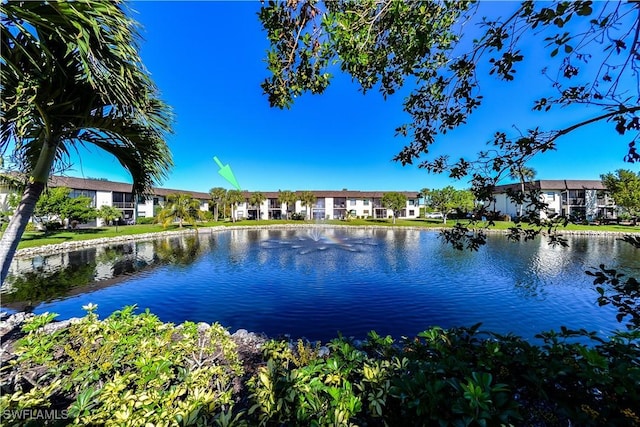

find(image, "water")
[2,228,638,342]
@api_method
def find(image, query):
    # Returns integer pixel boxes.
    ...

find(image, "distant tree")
[419,188,430,218]
[33,187,70,224]
[209,187,227,221]
[63,196,96,227]
[249,192,267,220]
[226,190,245,223]
[96,205,123,231]
[428,187,475,224]
[157,194,202,228]
[0,1,173,283]
[381,192,407,224]
[278,190,297,220]
[298,191,316,220]
[601,170,640,218]
[33,187,95,229]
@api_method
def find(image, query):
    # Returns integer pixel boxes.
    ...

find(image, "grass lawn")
[8,218,639,250]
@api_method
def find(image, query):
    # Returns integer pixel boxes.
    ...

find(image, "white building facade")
[491,180,615,220]
[1,177,422,224]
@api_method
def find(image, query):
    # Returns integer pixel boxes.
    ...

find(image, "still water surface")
[2,228,638,342]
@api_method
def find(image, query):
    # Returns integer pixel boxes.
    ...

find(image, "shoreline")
[13,223,636,258]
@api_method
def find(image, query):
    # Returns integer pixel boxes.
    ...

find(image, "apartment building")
[0,176,211,226]
[0,176,421,224]
[240,190,421,220]
[491,180,615,220]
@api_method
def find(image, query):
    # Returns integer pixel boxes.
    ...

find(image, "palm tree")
[156,194,202,228]
[249,192,267,220]
[209,187,227,221]
[420,188,430,219]
[0,1,173,283]
[226,190,245,223]
[298,191,316,220]
[96,205,123,231]
[508,166,537,217]
[278,190,297,220]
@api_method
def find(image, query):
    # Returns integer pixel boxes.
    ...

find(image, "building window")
[349,199,356,206]
[546,192,555,201]
[409,210,415,216]
[364,199,370,206]
[69,189,97,207]
[363,210,369,215]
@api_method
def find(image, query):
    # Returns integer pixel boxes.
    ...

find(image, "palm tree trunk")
[519,179,525,217]
[0,182,47,283]
[0,139,58,283]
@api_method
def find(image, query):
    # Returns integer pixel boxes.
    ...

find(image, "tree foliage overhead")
[1,0,174,193]
[259,0,640,248]
[259,0,640,189]
[0,0,174,283]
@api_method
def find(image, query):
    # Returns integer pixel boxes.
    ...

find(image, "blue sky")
[66,1,636,193]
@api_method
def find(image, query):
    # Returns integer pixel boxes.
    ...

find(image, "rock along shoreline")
[13,223,636,259]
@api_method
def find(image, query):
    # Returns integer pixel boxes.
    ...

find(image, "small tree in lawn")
[381,192,407,224]
[428,187,475,224]
[63,196,96,229]
[97,205,123,231]
[601,169,640,220]
[34,187,95,230]
[157,194,202,228]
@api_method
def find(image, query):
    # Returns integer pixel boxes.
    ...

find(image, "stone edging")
[14,223,636,258]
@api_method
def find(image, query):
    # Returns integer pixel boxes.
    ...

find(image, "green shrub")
[135,216,156,225]
[1,305,244,426]
[248,325,640,426]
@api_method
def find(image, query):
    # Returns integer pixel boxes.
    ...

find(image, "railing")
[562,198,585,206]
[112,202,135,209]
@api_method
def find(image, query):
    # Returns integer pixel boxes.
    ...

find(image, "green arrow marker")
[213,156,241,190]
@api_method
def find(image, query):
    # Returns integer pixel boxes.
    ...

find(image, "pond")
[2,227,638,342]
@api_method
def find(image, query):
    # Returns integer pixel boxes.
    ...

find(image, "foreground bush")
[249,326,640,426]
[0,306,243,426]
[1,308,639,426]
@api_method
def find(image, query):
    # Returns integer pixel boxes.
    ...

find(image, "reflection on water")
[1,229,638,342]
